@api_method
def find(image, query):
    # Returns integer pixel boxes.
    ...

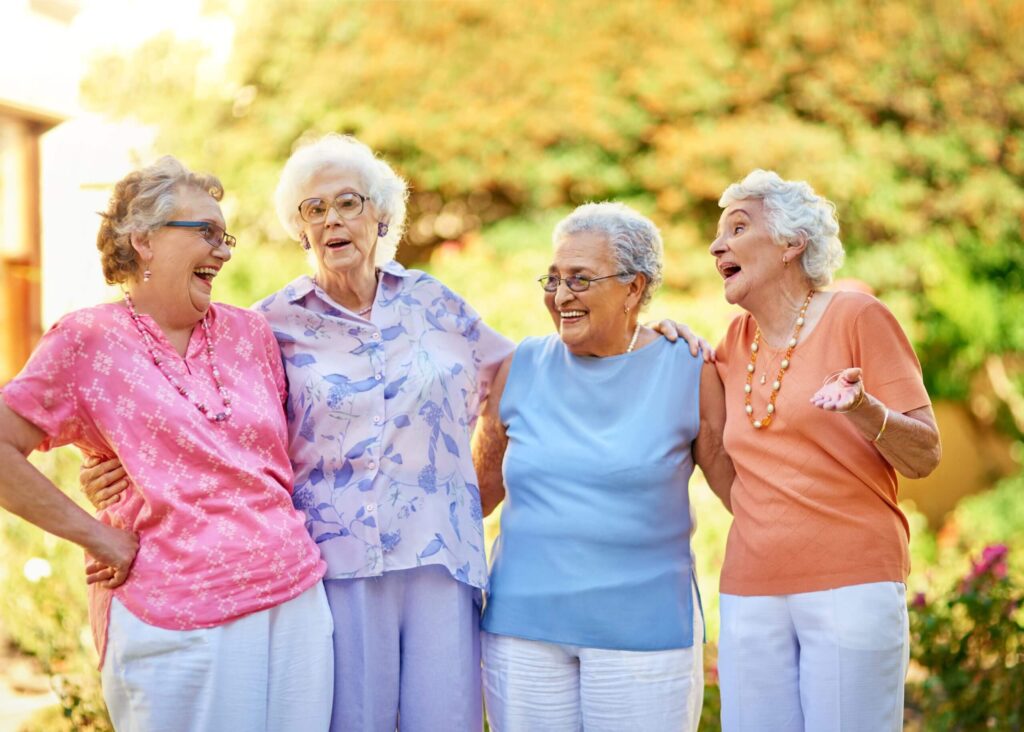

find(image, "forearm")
[472,424,507,517]
[843,397,941,478]
[0,443,104,549]
[695,439,734,513]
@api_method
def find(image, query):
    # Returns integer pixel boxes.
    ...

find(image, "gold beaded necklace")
[744,289,814,429]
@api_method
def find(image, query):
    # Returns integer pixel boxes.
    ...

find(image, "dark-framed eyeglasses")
[537,272,631,293]
[164,221,237,249]
[298,192,369,224]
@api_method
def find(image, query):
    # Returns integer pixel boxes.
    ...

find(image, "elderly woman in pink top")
[0,157,332,732]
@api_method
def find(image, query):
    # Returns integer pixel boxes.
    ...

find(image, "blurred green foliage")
[82,0,1024,419]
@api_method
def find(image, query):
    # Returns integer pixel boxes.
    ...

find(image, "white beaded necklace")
[625,323,641,353]
[123,292,233,422]
[743,290,813,429]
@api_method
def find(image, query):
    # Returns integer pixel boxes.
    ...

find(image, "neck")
[746,277,815,345]
[567,315,642,358]
[125,283,203,334]
[315,263,378,312]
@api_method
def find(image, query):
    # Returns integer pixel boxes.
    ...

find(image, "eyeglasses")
[298,193,368,224]
[537,272,631,293]
[164,221,237,249]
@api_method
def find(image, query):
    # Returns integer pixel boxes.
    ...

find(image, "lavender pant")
[325,566,482,732]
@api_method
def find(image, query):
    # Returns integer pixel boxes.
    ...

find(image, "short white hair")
[553,201,663,309]
[274,134,409,265]
[719,170,844,287]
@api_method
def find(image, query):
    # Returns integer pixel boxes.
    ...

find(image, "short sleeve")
[454,300,515,412]
[1,315,93,450]
[252,312,288,405]
[849,298,932,415]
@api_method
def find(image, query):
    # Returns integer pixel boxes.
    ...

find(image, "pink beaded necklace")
[123,292,233,422]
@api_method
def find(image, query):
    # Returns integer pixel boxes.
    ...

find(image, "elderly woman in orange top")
[709,170,941,732]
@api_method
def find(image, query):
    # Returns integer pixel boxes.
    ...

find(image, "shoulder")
[252,276,314,318]
[46,302,123,343]
[214,302,272,335]
[825,291,904,335]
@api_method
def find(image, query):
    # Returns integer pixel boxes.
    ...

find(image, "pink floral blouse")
[1,302,325,667]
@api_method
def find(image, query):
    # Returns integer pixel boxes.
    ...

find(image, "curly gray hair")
[274,134,409,265]
[552,202,664,309]
[97,156,223,285]
[719,170,844,287]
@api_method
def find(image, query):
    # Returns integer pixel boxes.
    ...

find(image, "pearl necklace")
[744,290,814,429]
[123,293,233,422]
[626,323,641,353]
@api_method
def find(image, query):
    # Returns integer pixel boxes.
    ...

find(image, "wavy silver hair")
[274,134,409,265]
[553,202,663,309]
[719,170,844,287]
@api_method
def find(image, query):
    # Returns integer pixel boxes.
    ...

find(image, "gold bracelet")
[844,388,866,413]
[873,407,890,443]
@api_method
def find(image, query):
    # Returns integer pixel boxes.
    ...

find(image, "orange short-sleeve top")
[715,291,932,596]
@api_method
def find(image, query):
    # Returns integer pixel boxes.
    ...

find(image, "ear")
[129,231,152,263]
[627,272,648,310]
[783,233,809,264]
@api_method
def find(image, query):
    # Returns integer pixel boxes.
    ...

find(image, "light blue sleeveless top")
[481,334,702,651]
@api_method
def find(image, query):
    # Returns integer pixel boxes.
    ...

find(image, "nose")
[214,241,232,262]
[553,279,576,307]
[324,203,343,226]
[709,235,726,257]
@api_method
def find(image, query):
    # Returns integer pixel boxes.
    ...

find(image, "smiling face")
[545,231,640,357]
[709,198,785,308]
[142,185,231,319]
[298,165,380,282]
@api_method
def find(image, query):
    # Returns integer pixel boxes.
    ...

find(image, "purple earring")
[300,235,311,251]
[377,222,389,238]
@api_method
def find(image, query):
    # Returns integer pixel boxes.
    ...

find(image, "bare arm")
[693,361,734,512]
[0,401,138,587]
[811,368,942,479]
[473,354,513,517]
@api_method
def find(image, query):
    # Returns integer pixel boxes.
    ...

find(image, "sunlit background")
[1,0,1022,729]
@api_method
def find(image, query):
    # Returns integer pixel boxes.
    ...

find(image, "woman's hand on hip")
[85,525,139,589]
[80,456,128,510]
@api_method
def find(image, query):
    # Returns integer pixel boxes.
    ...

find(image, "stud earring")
[377,222,389,238]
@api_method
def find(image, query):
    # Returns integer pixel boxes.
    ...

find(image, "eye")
[337,195,360,210]
[733,224,745,234]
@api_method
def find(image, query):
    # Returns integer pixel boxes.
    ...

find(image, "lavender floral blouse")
[255,261,513,589]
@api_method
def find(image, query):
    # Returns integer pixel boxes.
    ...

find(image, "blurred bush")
[82,0,1024,425]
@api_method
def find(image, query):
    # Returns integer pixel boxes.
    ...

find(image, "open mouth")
[193,266,219,286]
[325,238,352,249]
[559,309,587,322]
[719,262,741,281]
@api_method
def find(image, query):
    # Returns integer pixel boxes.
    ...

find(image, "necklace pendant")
[760,373,767,385]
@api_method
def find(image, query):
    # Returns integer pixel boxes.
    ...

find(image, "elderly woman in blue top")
[254,134,514,731]
[474,202,734,731]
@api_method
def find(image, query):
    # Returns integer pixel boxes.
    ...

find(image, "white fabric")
[101,582,334,732]
[718,581,909,732]
[482,585,704,732]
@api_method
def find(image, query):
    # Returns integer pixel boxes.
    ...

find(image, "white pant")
[718,581,909,732]
[482,599,704,731]
[101,582,334,732]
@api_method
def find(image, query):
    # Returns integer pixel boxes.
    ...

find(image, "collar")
[284,259,411,304]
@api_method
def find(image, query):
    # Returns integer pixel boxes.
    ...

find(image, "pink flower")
[961,544,1010,592]
[912,592,927,609]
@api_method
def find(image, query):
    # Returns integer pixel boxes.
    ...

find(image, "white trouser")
[101,582,334,732]
[718,581,909,732]
[482,589,704,732]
